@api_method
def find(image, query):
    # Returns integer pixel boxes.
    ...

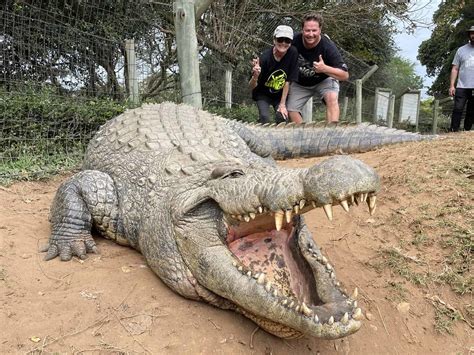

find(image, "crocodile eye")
[211,167,245,179]
[222,169,245,179]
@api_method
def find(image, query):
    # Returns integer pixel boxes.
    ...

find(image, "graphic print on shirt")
[297,54,320,79]
[265,69,287,93]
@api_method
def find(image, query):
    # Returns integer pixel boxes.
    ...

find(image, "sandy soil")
[0,132,473,354]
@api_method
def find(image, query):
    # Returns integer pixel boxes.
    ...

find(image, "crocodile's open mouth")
[220,195,373,339]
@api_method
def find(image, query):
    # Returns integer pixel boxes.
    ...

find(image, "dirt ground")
[0,132,473,354]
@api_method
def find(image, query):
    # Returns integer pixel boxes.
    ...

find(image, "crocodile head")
[171,155,379,339]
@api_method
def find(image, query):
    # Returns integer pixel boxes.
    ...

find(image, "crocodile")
[43,102,427,339]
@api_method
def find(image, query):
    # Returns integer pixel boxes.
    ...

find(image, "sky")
[394,0,441,98]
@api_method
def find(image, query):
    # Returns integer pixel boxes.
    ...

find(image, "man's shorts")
[287,77,340,113]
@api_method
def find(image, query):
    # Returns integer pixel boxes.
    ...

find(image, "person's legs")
[318,78,340,123]
[451,88,468,132]
[255,98,272,124]
[464,89,473,131]
[287,82,316,124]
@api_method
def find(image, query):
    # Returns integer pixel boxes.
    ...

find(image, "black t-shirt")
[292,32,348,86]
[252,46,299,101]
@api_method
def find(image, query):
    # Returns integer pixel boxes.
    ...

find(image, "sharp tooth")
[295,305,300,312]
[341,312,349,325]
[265,281,272,292]
[246,271,252,277]
[361,193,367,202]
[244,215,250,222]
[321,256,328,264]
[300,199,306,209]
[273,289,278,297]
[238,266,243,272]
[282,299,288,306]
[368,196,377,215]
[294,205,300,214]
[274,210,284,231]
[258,206,263,214]
[328,316,334,325]
[314,314,319,323]
[330,271,335,279]
[353,307,362,320]
[350,194,355,204]
[326,263,332,271]
[311,201,317,208]
[285,210,292,223]
[351,287,358,299]
[232,261,237,267]
[301,302,313,317]
[323,204,333,221]
[340,199,349,212]
[289,301,295,308]
[237,215,244,221]
[249,212,256,220]
[257,273,265,285]
[353,301,358,308]
[354,195,360,205]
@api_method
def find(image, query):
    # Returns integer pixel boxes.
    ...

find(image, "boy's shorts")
[287,77,340,113]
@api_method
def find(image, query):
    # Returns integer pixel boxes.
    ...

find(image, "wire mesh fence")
[0,1,455,182]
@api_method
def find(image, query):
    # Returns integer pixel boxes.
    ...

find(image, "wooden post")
[302,97,313,122]
[355,79,362,123]
[125,39,139,106]
[387,94,395,128]
[432,99,439,134]
[224,66,232,109]
[174,0,202,108]
[341,96,348,121]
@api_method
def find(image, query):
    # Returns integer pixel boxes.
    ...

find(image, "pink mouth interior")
[227,221,311,302]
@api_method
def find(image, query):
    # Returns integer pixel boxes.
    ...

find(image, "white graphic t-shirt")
[453,43,474,88]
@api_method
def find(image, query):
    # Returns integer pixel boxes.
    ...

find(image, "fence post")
[224,66,232,109]
[387,94,395,128]
[432,99,439,134]
[355,79,362,123]
[302,97,313,122]
[125,39,139,106]
[341,96,348,121]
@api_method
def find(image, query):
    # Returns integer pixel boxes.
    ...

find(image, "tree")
[418,0,474,97]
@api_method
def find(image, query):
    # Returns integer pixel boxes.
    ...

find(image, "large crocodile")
[43,102,427,339]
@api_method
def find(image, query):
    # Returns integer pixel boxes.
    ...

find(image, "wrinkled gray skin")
[43,103,428,339]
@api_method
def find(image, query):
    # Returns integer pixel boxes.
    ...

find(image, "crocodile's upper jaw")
[175,197,368,339]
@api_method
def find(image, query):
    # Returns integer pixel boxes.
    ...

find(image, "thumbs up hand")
[313,55,326,73]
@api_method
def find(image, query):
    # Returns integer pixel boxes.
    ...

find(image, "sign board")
[399,91,421,126]
[373,88,392,123]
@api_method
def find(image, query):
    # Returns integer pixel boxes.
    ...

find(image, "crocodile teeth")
[353,301,358,308]
[265,281,272,292]
[238,266,243,272]
[243,215,250,222]
[299,199,306,209]
[295,305,300,312]
[282,299,288,306]
[273,289,278,297]
[323,204,333,221]
[249,212,256,220]
[360,193,367,202]
[353,307,363,320]
[368,195,377,215]
[246,271,252,277]
[340,200,349,212]
[350,194,355,204]
[257,206,263,214]
[311,201,317,208]
[301,302,313,317]
[274,210,284,231]
[314,314,319,323]
[321,256,328,264]
[351,287,358,299]
[328,316,334,325]
[341,312,349,325]
[257,273,265,285]
[285,210,292,223]
[294,205,300,214]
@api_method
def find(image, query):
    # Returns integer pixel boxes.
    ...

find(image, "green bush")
[0,85,127,183]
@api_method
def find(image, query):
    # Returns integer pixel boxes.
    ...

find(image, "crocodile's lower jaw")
[225,212,363,338]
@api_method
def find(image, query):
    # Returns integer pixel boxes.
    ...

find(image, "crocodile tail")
[229,121,436,160]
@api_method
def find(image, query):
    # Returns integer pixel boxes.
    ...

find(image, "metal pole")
[125,39,139,106]
[355,79,362,123]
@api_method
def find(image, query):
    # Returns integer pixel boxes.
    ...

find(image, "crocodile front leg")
[42,170,126,261]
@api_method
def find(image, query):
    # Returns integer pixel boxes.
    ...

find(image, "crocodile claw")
[41,236,98,261]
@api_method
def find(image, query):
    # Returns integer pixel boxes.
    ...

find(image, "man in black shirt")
[287,13,349,124]
[249,25,299,124]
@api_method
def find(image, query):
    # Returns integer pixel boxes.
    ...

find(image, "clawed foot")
[40,236,99,261]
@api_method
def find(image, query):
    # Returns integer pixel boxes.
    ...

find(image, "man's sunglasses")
[276,37,292,44]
